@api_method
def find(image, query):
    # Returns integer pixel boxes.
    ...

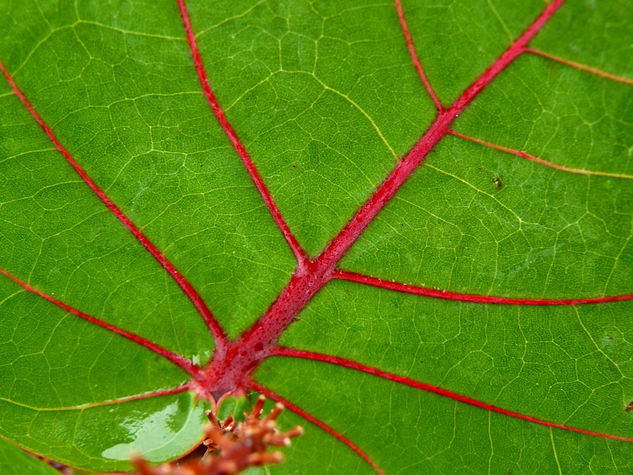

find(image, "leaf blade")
[2,0,633,473]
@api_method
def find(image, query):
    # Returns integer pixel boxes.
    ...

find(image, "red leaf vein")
[394,0,444,112]
[526,47,633,86]
[0,267,200,377]
[0,60,228,351]
[450,130,633,180]
[233,0,567,361]
[176,0,309,270]
[272,347,633,443]
[9,0,630,469]
[247,379,385,475]
[333,269,633,306]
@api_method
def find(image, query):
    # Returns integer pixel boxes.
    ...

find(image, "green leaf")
[1,0,633,473]
[0,437,58,475]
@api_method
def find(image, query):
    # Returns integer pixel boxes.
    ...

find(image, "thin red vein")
[72,384,192,408]
[0,61,228,349]
[394,0,444,111]
[247,380,385,475]
[333,269,633,306]
[175,0,309,269]
[18,384,193,411]
[272,348,633,443]
[450,130,633,180]
[526,47,633,87]
[0,267,200,378]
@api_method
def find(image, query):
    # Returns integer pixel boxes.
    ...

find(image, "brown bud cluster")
[132,395,303,475]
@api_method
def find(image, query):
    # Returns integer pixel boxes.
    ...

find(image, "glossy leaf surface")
[1,0,633,473]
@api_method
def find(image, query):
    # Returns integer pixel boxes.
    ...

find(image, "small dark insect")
[626,401,633,412]
[491,176,503,190]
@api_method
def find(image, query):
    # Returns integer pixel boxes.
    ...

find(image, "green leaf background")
[1,0,633,472]
[0,437,58,475]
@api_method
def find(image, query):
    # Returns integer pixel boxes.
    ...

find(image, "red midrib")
[225,0,565,371]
